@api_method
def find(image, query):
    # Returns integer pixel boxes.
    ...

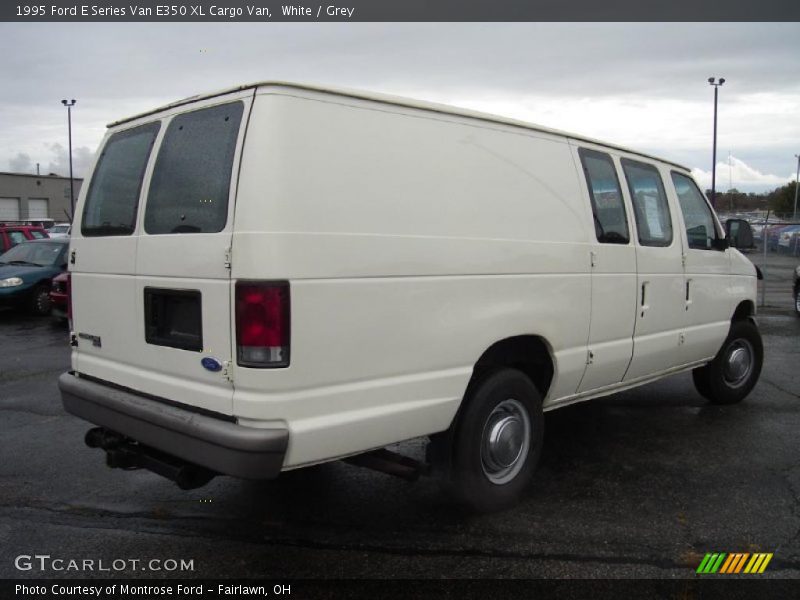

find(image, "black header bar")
[4,578,799,600]
[3,0,800,22]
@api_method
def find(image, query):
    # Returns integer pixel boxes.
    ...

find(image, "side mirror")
[725,219,755,250]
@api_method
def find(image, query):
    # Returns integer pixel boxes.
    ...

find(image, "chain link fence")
[720,213,799,312]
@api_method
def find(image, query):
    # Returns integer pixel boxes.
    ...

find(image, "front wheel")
[28,285,52,316]
[440,368,544,512]
[794,286,800,317]
[692,319,763,405]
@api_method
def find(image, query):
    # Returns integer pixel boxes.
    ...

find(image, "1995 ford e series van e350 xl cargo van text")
[59,82,763,511]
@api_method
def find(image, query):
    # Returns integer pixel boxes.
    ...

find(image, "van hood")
[730,249,757,277]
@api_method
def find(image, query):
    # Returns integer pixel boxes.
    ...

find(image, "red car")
[0,224,49,253]
[50,271,71,324]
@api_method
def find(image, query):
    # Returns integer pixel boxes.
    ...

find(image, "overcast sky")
[1,22,799,192]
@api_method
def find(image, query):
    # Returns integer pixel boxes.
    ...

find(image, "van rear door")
[72,90,253,416]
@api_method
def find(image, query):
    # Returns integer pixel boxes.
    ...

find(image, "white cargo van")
[60,82,763,511]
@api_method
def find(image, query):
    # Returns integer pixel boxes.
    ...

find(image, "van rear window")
[81,123,160,237]
[144,102,244,235]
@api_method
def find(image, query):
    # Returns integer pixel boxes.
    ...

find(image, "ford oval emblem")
[201,357,223,372]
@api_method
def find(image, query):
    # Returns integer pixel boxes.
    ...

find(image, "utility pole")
[61,99,76,219]
[708,77,725,208]
[793,153,799,222]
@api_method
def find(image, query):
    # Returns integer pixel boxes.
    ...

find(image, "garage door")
[28,198,49,219]
[0,197,20,221]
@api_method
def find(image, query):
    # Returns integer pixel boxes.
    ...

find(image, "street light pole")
[61,99,76,219]
[708,77,725,209]
[793,153,799,222]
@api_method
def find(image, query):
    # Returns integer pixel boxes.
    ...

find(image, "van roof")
[109,81,692,172]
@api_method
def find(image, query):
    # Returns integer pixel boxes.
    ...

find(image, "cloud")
[2,22,799,191]
[8,152,33,173]
[44,143,94,178]
[6,144,94,178]
[691,156,795,192]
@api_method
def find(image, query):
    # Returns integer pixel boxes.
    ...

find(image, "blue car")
[0,238,69,315]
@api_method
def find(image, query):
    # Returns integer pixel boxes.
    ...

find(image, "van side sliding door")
[571,145,637,393]
[621,159,686,381]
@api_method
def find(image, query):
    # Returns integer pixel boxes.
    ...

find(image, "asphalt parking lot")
[1,257,798,580]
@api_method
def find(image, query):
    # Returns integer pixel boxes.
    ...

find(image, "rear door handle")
[640,281,649,318]
[685,279,693,310]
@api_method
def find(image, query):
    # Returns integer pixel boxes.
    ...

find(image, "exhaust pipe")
[85,427,124,450]
[84,427,216,490]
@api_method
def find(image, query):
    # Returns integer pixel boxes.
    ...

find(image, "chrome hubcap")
[481,399,531,485]
[723,339,754,387]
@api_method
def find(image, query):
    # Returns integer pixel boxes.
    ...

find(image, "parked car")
[0,223,49,253]
[777,225,800,255]
[0,238,69,314]
[47,223,72,239]
[50,271,71,323]
[764,224,793,252]
[59,83,763,511]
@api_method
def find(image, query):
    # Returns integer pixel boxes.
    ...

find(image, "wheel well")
[732,300,755,323]
[470,335,554,399]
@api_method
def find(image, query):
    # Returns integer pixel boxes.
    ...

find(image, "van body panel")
[229,89,593,463]
[729,250,758,316]
[235,90,591,243]
[234,274,590,466]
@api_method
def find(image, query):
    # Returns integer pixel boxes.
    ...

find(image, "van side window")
[145,102,244,235]
[81,122,160,237]
[621,159,673,247]
[578,148,629,244]
[670,171,719,250]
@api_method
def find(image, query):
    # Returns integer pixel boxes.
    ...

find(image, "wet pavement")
[1,278,798,580]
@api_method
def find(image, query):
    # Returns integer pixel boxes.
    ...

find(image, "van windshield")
[144,101,244,234]
[81,122,160,237]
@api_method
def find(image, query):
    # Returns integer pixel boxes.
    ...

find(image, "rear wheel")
[794,286,800,317]
[28,285,52,316]
[692,320,763,405]
[437,368,543,512]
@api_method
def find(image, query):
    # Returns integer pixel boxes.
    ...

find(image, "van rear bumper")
[58,372,288,479]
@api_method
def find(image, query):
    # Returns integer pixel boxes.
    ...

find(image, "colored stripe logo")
[696,552,773,574]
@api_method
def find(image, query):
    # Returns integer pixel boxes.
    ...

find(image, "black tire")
[441,368,544,512]
[692,320,763,405]
[28,285,52,316]
[794,286,800,317]
[691,368,713,400]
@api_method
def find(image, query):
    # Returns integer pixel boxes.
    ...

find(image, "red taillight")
[66,273,73,322]
[235,281,290,368]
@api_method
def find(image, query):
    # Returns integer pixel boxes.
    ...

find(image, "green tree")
[767,181,799,218]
